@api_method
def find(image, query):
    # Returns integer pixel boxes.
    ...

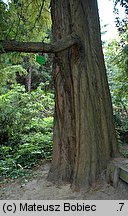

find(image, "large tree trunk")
[48,0,118,189]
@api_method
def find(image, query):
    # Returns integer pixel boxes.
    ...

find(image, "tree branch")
[0,33,79,54]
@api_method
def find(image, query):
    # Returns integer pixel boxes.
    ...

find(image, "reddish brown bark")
[47,0,118,190]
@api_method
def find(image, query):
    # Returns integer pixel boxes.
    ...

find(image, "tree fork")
[0,33,79,54]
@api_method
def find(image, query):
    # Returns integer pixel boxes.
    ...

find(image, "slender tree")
[0,0,118,190]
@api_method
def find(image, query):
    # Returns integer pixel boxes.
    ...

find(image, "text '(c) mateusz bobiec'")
[19,202,97,212]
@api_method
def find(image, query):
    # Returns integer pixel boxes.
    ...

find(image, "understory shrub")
[0,84,54,181]
[113,108,128,158]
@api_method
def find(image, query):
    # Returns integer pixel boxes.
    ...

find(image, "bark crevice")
[48,0,118,190]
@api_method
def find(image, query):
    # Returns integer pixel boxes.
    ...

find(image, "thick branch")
[0,33,79,54]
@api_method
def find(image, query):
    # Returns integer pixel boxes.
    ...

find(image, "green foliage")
[0,84,54,143]
[0,0,51,41]
[104,34,128,108]
[0,0,53,180]
[0,0,9,40]
[0,84,54,181]
[114,110,128,138]
[0,65,27,94]
[114,0,128,33]
[0,0,52,93]
[103,30,128,155]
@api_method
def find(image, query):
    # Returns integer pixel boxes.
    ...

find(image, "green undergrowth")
[0,84,54,182]
[114,112,128,158]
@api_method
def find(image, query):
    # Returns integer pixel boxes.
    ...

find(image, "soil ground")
[0,161,128,200]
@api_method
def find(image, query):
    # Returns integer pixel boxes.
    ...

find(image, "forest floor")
[0,160,128,200]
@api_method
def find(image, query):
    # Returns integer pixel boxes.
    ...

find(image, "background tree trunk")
[26,67,32,93]
[48,0,118,190]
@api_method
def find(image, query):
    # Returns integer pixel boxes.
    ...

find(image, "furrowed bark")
[0,33,79,53]
[47,0,118,190]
